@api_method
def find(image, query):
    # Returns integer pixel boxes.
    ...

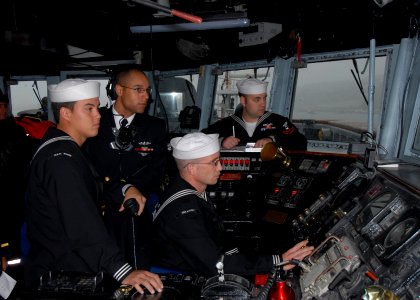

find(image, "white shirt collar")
[112,106,135,129]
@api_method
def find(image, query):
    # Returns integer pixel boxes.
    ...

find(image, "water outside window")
[292,57,386,134]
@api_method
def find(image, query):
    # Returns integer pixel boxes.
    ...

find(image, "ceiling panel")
[0,0,418,75]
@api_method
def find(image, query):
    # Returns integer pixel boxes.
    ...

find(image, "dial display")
[384,217,418,249]
[355,192,393,229]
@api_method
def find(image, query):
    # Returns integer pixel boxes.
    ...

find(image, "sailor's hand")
[281,240,314,271]
[222,136,240,149]
[254,137,273,148]
[122,270,163,295]
[120,186,146,216]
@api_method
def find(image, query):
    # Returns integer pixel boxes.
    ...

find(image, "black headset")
[105,64,154,104]
[106,71,117,102]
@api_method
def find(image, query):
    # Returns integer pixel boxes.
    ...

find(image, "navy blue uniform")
[0,116,32,261]
[25,127,132,288]
[84,107,168,268]
[151,175,280,276]
[202,111,307,151]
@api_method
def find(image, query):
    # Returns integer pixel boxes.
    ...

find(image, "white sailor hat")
[236,78,268,95]
[48,79,100,103]
[171,132,220,160]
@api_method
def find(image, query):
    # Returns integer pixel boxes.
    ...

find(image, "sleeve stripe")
[272,255,281,266]
[122,184,134,196]
[114,263,133,281]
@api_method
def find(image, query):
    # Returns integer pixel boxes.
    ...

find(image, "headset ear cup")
[106,75,117,101]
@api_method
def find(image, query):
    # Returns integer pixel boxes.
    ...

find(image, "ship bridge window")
[9,80,48,117]
[9,78,111,119]
[292,57,386,143]
[402,81,420,161]
[154,76,198,133]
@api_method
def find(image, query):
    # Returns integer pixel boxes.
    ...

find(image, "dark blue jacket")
[202,110,307,151]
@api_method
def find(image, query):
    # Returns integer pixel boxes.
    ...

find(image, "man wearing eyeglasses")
[150,132,313,276]
[84,64,168,270]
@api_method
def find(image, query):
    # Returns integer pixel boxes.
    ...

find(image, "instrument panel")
[26,153,420,300]
[209,149,420,300]
[295,165,420,300]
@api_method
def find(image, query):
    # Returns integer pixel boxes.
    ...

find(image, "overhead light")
[130,18,250,34]
[8,258,21,265]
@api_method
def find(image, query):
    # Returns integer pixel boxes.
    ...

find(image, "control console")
[113,273,206,300]
[294,165,420,300]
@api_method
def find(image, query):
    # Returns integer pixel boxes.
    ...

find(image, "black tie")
[120,118,128,128]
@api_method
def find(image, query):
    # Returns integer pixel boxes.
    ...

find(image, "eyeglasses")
[185,158,222,168]
[120,85,152,95]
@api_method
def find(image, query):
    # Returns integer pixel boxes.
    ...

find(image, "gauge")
[355,192,393,229]
[384,217,417,249]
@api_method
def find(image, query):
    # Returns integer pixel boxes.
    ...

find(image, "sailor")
[151,132,313,276]
[25,78,163,294]
[202,78,307,150]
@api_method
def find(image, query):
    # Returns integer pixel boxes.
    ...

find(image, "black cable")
[361,58,369,74]
[253,268,276,300]
[206,76,219,127]
[350,70,368,105]
[130,217,138,269]
[32,80,46,112]
[352,59,364,92]
[185,80,196,105]
[152,76,170,135]
[262,67,271,81]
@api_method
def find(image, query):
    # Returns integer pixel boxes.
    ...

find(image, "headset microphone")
[123,198,139,216]
[110,119,135,151]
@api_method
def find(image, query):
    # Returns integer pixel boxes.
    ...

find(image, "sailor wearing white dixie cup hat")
[170,132,222,190]
[150,132,313,277]
[202,77,307,151]
[171,132,220,160]
[25,78,163,295]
